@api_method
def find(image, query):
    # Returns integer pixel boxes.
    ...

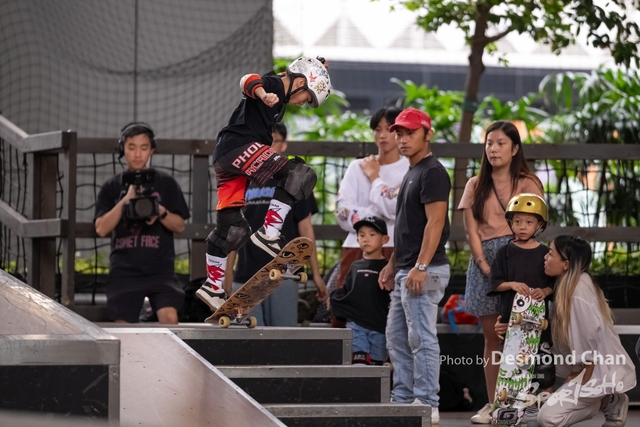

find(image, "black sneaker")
[250,226,284,257]
[196,284,226,312]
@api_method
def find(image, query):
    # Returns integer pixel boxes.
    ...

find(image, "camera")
[122,169,159,220]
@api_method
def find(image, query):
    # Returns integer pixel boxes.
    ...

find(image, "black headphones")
[117,122,156,158]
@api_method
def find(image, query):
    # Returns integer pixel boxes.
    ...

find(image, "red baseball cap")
[389,108,432,132]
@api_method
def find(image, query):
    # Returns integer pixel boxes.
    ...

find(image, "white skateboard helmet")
[286,57,331,108]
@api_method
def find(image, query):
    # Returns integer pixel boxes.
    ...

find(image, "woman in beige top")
[458,121,543,424]
[538,235,635,426]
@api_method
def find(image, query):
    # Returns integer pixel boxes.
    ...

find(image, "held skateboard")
[205,237,314,328]
[492,293,548,426]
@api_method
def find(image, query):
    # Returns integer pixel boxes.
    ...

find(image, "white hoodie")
[335,156,410,248]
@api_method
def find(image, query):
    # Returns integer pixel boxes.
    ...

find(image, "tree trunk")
[451,6,489,243]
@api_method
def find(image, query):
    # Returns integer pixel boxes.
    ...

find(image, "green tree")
[398,0,640,225]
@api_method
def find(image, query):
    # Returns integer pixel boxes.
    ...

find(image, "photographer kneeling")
[94,122,190,324]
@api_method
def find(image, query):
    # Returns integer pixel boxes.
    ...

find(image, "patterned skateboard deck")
[492,293,548,426]
[205,237,313,327]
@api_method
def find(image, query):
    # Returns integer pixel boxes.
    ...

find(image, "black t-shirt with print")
[214,71,286,162]
[394,155,451,269]
[94,169,190,279]
[330,258,391,334]
[234,178,318,283]
[488,241,555,326]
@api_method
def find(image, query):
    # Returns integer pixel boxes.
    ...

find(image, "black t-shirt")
[214,71,286,162]
[394,155,451,269]
[330,258,390,334]
[488,242,555,325]
[234,178,318,283]
[94,169,190,279]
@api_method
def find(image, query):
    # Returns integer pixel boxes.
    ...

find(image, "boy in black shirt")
[197,57,331,313]
[94,122,190,324]
[331,216,391,365]
[488,193,555,424]
[489,193,554,339]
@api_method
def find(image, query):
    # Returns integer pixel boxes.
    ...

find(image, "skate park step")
[175,325,352,366]
[96,323,352,366]
[263,403,431,427]
[217,365,391,404]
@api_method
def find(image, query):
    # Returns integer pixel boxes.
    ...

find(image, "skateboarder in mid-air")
[196,56,331,313]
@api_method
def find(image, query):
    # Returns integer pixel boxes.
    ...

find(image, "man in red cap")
[378,107,451,424]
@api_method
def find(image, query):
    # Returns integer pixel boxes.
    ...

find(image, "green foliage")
[75,253,109,274]
[538,68,640,228]
[392,78,464,142]
[399,0,640,68]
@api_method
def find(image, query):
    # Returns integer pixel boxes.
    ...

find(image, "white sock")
[205,254,227,292]
[263,200,291,238]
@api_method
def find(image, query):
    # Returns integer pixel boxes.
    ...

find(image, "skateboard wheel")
[297,272,308,284]
[540,318,549,331]
[219,316,231,328]
[498,389,508,402]
[247,316,258,329]
[513,313,523,325]
[269,269,281,281]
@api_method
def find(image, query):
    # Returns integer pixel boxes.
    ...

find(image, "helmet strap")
[283,73,295,103]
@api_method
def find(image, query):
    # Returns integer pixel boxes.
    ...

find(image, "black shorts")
[106,274,185,323]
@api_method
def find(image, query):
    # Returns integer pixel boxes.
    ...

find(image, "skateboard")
[492,293,548,426]
[205,237,313,328]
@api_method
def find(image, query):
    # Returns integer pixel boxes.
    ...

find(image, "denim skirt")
[464,235,512,317]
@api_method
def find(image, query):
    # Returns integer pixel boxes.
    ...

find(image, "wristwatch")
[415,263,428,272]
[159,209,168,220]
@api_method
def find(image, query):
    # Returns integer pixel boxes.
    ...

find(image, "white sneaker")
[250,226,284,257]
[602,393,629,427]
[196,285,226,312]
[411,399,439,424]
[470,403,493,424]
[431,407,440,424]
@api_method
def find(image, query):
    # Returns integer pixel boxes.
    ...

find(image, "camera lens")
[134,198,155,218]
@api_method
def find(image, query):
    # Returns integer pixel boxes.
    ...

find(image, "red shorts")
[214,142,288,210]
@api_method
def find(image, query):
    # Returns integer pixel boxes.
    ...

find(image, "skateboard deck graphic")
[492,293,548,426]
[205,237,313,328]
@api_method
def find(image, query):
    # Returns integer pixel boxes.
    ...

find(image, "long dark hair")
[472,121,541,223]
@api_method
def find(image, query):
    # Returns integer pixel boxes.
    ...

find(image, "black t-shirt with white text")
[234,178,318,283]
[394,155,451,269]
[94,169,190,279]
[214,71,286,162]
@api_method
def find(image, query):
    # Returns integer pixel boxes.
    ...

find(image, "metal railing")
[2,114,640,318]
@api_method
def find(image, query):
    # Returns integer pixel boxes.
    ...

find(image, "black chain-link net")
[0,140,29,280]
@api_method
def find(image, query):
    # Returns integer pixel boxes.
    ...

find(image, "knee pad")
[206,209,251,255]
[282,160,317,202]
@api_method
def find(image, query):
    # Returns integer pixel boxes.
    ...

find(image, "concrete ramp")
[106,328,285,427]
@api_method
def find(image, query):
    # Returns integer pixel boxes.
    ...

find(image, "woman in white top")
[334,107,410,292]
[538,235,636,427]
